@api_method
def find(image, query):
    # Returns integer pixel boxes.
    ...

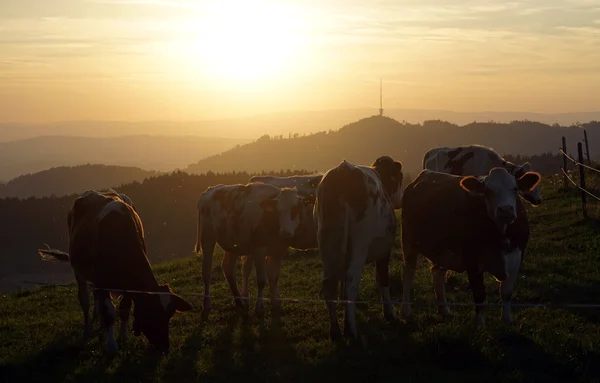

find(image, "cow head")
[132,284,192,354]
[460,167,541,232]
[372,156,404,209]
[260,188,301,240]
[512,162,542,206]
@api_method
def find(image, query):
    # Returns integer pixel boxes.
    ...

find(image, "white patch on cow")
[98,200,128,221]
[160,294,171,310]
[104,298,118,352]
[481,168,519,224]
[277,188,300,238]
[501,248,522,324]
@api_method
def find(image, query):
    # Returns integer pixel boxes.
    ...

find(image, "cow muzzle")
[495,206,516,224]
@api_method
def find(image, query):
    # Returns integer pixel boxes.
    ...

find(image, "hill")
[186,116,599,175]
[3,109,600,141]
[0,135,250,181]
[1,173,599,381]
[0,164,159,199]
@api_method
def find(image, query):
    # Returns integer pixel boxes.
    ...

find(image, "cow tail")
[194,200,203,256]
[38,247,71,262]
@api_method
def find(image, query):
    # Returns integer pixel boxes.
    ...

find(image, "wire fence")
[16,280,600,310]
[560,134,600,218]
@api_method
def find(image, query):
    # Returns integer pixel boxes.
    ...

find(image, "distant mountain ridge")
[0,164,159,199]
[185,116,600,176]
[0,134,250,181]
[2,108,600,142]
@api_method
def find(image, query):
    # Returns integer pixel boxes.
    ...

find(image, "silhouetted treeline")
[0,164,160,199]
[185,116,600,176]
[0,169,314,278]
[503,152,564,176]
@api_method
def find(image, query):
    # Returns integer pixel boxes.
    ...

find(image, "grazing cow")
[194,182,302,318]
[241,174,323,308]
[38,189,192,353]
[423,145,542,206]
[315,156,404,340]
[400,168,541,326]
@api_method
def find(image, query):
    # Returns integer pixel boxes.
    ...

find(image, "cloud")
[84,0,198,7]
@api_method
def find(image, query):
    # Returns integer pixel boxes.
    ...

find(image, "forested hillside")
[186,116,598,175]
[0,164,159,199]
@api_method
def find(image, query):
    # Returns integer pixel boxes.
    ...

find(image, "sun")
[168,0,310,85]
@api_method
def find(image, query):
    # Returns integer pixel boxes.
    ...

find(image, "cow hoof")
[501,315,513,325]
[201,308,210,322]
[344,328,358,341]
[254,303,265,317]
[476,314,485,327]
[438,308,453,318]
[384,308,397,322]
[106,341,119,354]
[400,307,412,320]
[330,325,342,342]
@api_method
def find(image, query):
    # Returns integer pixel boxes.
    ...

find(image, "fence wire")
[13,280,600,310]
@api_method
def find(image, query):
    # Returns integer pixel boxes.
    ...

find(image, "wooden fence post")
[578,142,588,218]
[584,129,591,165]
[562,136,568,188]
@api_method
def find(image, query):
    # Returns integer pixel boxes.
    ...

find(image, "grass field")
[1,174,600,382]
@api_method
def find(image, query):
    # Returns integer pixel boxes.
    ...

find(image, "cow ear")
[460,176,485,195]
[517,172,541,192]
[260,199,277,211]
[171,294,193,313]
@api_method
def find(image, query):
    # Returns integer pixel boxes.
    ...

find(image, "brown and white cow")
[194,182,303,319]
[38,189,192,354]
[241,174,323,310]
[423,145,542,206]
[315,156,403,340]
[401,168,541,326]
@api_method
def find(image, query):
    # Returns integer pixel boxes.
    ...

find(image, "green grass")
[2,174,600,382]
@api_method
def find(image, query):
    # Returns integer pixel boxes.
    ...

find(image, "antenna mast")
[379,78,383,116]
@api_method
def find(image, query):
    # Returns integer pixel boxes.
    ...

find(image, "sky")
[1,0,600,123]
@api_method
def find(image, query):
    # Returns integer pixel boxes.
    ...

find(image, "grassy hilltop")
[1,174,600,382]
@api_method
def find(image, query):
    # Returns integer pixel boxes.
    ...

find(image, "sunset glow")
[1,0,600,122]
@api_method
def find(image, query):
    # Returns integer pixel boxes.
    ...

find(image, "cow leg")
[375,255,396,321]
[254,252,267,316]
[118,293,133,342]
[467,269,486,327]
[266,252,284,313]
[500,248,522,324]
[401,248,418,319]
[75,274,92,339]
[241,255,253,307]
[431,266,452,317]
[95,290,118,353]
[221,252,245,308]
[321,268,342,341]
[200,236,216,321]
[343,251,365,340]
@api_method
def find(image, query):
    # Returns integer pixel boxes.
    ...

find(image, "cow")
[194,182,303,319]
[400,168,541,326]
[422,145,542,206]
[315,156,404,340]
[241,174,323,310]
[38,189,192,354]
